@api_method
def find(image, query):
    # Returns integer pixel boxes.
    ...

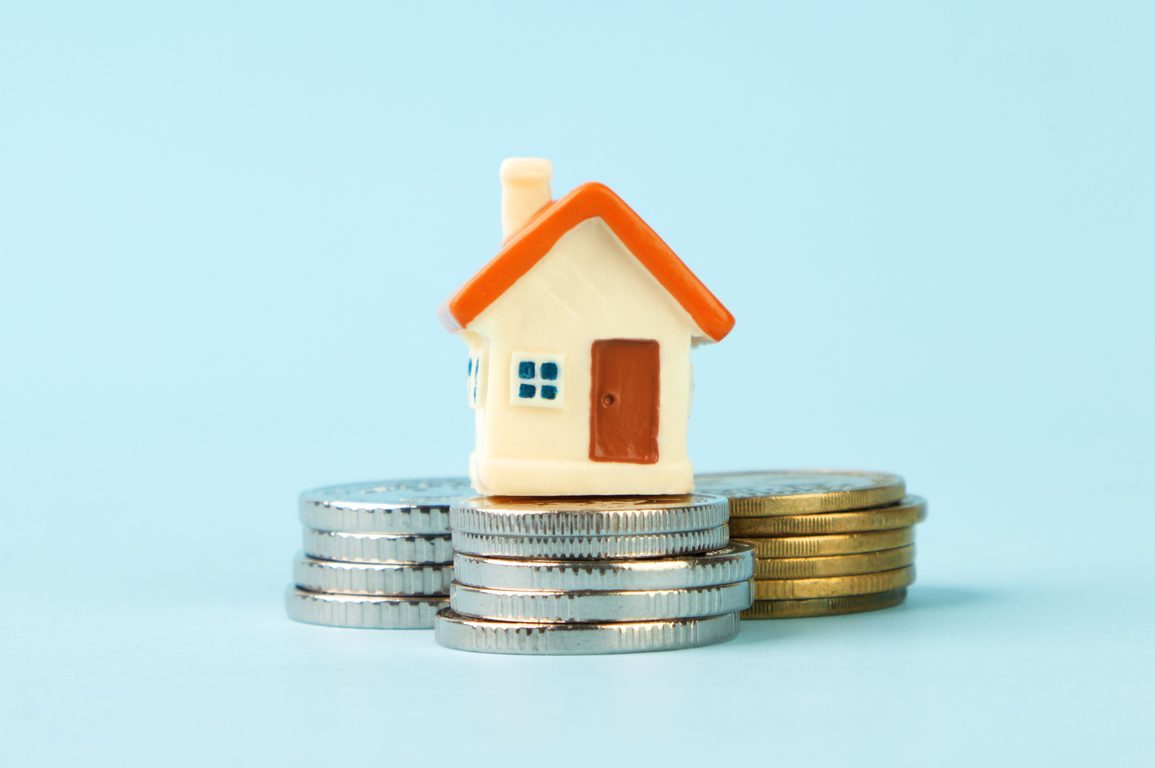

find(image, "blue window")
[511,354,563,408]
[467,354,483,408]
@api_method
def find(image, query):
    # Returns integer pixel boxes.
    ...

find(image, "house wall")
[464,217,704,495]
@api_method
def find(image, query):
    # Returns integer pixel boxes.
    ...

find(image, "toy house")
[443,159,734,496]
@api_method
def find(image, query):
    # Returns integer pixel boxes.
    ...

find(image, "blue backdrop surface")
[1,2,1152,766]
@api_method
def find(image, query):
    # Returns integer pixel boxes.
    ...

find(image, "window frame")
[509,352,564,409]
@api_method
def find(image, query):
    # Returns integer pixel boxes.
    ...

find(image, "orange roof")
[444,182,735,342]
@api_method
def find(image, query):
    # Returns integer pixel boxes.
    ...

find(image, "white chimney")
[500,158,552,240]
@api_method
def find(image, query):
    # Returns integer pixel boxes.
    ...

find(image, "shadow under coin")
[905,584,1003,611]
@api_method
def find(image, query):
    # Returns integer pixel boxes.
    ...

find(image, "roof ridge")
[444,182,734,342]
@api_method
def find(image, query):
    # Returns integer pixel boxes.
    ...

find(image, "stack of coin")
[435,495,755,655]
[695,471,926,619]
[285,478,472,629]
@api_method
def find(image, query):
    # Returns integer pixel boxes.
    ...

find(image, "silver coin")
[449,494,729,537]
[299,478,471,534]
[451,526,730,560]
[435,608,740,655]
[453,544,754,592]
[450,580,752,623]
[286,588,447,629]
[302,529,454,564]
[292,555,453,596]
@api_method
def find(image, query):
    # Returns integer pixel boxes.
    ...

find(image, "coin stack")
[435,495,755,655]
[285,479,472,629]
[695,471,926,619]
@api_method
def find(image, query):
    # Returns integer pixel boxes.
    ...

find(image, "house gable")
[470,216,702,345]
[445,182,735,342]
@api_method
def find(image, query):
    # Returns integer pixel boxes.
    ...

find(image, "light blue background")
[2,2,1152,766]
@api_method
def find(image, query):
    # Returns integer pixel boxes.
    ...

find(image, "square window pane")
[518,361,536,380]
[541,362,558,380]
[519,383,536,399]
[541,385,557,400]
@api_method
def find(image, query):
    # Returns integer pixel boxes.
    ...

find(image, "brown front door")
[589,339,660,464]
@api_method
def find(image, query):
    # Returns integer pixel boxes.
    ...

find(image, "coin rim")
[299,477,473,510]
[752,566,916,600]
[733,527,915,557]
[292,555,453,596]
[729,496,926,535]
[434,608,740,655]
[696,469,905,517]
[741,588,908,619]
[449,494,729,536]
[752,545,915,579]
[449,580,754,623]
[285,587,448,629]
[298,477,470,534]
[451,526,731,560]
[302,528,455,564]
[452,544,754,592]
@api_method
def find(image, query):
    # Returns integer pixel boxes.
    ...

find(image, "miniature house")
[443,159,734,496]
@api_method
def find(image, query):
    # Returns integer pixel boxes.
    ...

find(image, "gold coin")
[741,588,907,620]
[753,545,915,579]
[753,566,915,600]
[696,469,905,517]
[733,527,914,558]
[730,496,927,536]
